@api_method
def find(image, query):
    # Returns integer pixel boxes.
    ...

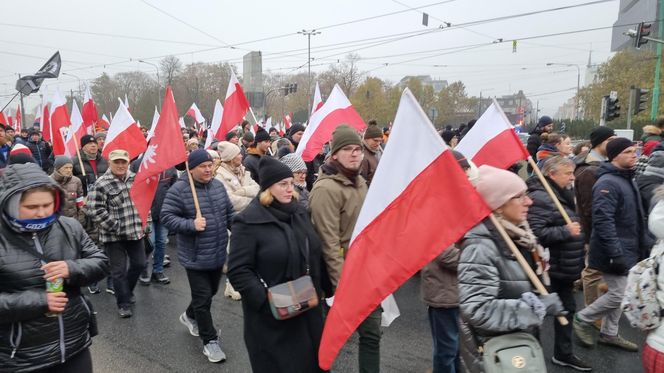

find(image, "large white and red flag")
[123,94,130,111]
[317,88,491,370]
[102,99,147,160]
[15,104,21,131]
[82,85,98,135]
[296,84,366,162]
[215,71,250,140]
[186,102,205,124]
[455,99,529,169]
[50,90,71,156]
[64,101,86,157]
[204,99,224,150]
[311,81,323,115]
[40,90,51,141]
[130,86,187,227]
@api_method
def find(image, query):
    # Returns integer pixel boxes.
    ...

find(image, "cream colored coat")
[215,163,260,213]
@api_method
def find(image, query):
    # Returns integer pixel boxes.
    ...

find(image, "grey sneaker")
[573,315,596,347]
[179,312,199,337]
[203,339,226,363]
[598,333,639,352]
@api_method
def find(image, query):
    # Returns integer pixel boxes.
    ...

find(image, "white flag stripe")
[454,101,515,161]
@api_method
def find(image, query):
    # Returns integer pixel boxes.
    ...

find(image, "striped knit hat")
[280,153,307,173]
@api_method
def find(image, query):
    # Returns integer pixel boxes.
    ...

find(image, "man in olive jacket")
[310,125,381,373]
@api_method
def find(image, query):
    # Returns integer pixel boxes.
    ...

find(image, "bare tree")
[160,56,182,86]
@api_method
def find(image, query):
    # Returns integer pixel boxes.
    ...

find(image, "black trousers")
[549,279,577,359]
[185,268,223,344]
[107,239,146,308]
[34,348,92,373]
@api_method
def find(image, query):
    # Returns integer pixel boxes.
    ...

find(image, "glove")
[609,256,628,274]
[538,293,567,317]
[521,291,546,321]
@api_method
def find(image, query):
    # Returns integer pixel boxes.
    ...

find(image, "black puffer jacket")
[72,151,108,196]
[526,176,585,281]
[589,163,654,275]
[0,164,109,372]
[161,175,235,271]
[25,140,53,173]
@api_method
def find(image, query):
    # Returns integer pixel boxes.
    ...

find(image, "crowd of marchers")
[3,115,664,373]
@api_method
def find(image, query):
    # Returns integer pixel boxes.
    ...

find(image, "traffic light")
[604,96,620,121]
[283,83,298,96]
[635,22,652,49]
[631,87,649,115]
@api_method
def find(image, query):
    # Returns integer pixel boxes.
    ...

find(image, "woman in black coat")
[526,156,588,369]
[0,163,109,372]
[228,156,324,373]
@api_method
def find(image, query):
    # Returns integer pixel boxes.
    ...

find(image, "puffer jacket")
[0,163,109,372]
[215,163,259,213]
[72,151,108,196]
[309,166,368,290]
[421,245,459,308]
[160,175,235,271]
[50,171,85,225]
[25,140,52,173]
[526,176,585,281]
[588,162,654,274]
[243,149,262,184]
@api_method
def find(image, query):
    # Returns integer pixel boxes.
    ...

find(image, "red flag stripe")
[470,129,530,169]
[299,107,365,162]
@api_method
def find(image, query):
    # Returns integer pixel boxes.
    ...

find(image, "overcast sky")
[0,0,620,119]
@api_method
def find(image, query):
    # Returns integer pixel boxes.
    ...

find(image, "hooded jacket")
[215,163,259,213]
[588,162,654,274]
[641,125,663,143]
[25,139,52,173]
[243,148,263,184]
[0,164,108,372]
[50,171,85,224]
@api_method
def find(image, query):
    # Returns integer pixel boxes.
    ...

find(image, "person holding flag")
[309,125,381,373]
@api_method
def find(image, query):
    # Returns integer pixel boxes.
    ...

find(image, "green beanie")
[331,125,362,155]
[364,123,383,139]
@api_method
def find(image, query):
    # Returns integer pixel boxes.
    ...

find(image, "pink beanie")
[475,165,527,210]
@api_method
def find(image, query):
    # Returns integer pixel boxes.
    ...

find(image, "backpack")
[621,251,663,331]
[481,332,546,373]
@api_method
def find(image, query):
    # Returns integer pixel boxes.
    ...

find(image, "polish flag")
[455,99,529,169]
[50,90,71,156]
[124,94,130,112]
[6,111,13,129]
[296,84,366,162]
[146,106,160,142]
[96,114,110,132]
[130,86,187,227]
[41,91,51,142]
[204,99,224,150]
[186,103,205,124]
[64,101,86,157]
[15,104,21,131]
[102,99,147,160]
[311,82,323,115]
[283,113,292,130]
[179,117,185,129]
[264,117,272,129]
[317,89,491,370]
[215,71,250,140]
[0,111,7,126]
[278,122,286,136]
[82,85,99,135]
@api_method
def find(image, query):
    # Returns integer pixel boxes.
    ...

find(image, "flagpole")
[184,160,202,219]
[488,213,568,326]
[527,157,573,224]
[247,107,259,125]
[73,135,86,176]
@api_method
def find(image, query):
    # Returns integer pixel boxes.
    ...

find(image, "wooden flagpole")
[185,160,202,219]
[72,135,86,176]
[488,213,568,326]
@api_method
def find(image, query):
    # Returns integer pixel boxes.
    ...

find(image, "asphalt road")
[88,243,646,373]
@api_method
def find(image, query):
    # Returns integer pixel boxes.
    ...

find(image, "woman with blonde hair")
[228,156,324,372]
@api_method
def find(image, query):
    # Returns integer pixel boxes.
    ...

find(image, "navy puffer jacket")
[588,163,655,274]
[160,175,235,270]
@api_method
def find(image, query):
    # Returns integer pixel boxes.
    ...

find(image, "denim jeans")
[428,307,460,373]
[106,239,146,308]
[150,221,169,273]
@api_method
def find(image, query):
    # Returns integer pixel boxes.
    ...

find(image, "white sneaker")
[203,339,226,363]
[179,312,199,337]
[224,281,241,301]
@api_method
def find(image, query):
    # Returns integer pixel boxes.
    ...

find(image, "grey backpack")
[482,332,547,373]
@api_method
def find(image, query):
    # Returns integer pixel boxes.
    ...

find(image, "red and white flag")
[15,104,21,131]
[102,99,147,160]
[124,94,130,112]
[283,113,292,130]
[50,90,71,156]
[296,84,366,162]
[146,106,159,142]
[311,82,323,115]
[317,88,491,370]
[82,85,98,135]
[40,90,51,141]
[204,99,224,150]
[455,99,529,169]
[96,114,110,132]
[215,71,250,140]
[0,111,7,127]
[186,102,205,124]
[5,111,13,129]
[64,101,86,157]
[130,86,187,227]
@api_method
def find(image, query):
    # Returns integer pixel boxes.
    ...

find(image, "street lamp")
[546,62,581,120]
[298,29,321,120]
[62,72,82,99]
[138,59,162,109]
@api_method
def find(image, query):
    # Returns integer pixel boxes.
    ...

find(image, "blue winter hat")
[188,149,213,169]
[537,116,553,127]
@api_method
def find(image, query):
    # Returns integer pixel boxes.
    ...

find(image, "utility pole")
[298,29,321,121]
[653,0,664,120]
[18,74,25,130]
[628,86,635,129]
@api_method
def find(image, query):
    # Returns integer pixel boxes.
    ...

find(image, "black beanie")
[590,126,615,149]
[258,156,293,191]
[289,124,305,137]
[254,128,270,144]
[606,137,634,161]
[80,135,96,148]
[188,149,213,169]
[8,153,37,165]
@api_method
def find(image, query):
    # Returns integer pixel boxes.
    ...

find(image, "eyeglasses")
[510,193,531,203]
[275,180,295,189]
[340,146,363,155]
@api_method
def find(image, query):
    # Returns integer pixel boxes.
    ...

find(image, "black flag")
[15,51,61,95]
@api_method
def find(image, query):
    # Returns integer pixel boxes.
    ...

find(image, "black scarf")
[266,200,309,279]
[321,159,360,186]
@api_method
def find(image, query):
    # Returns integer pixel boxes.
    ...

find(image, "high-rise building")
[611,0,660,52]
[242,51,264,113]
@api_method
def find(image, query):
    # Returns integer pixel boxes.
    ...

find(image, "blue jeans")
[428,307,460,373]
[150,221,169,273]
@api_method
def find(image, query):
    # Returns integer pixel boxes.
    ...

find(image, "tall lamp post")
[298,29,321,120]
[138,59,162,109]
[546,62,581,120]
[62,72,82,99]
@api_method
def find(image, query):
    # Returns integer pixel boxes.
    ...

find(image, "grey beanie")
[54,156,73,171]
[280,153,307,173]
